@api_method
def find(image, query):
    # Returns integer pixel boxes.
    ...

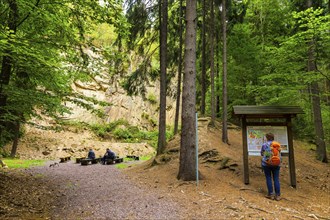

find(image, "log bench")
[60,156,71,163]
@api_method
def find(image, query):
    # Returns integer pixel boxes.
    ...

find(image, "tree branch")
[316,69,330,82]
[0,6,9,18]
[16,0,41,28]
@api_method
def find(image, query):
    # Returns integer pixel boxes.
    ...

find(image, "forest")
[0,0,329,179]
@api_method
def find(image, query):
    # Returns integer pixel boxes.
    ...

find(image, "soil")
[0,118,329,220]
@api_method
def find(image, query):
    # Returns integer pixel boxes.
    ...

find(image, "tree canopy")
[0,0,329,163]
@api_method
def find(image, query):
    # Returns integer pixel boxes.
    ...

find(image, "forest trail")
[1,160,185,219]
[0,118,329,219]
[28,161,182,219]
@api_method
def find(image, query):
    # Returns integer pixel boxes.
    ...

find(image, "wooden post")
[287,116,297,188]
[242,116,249,184]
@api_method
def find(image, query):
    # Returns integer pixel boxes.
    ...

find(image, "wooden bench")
[80,158,101,166]
[60,156,71,163]
[103,157,124,165]
[92,158,101,164]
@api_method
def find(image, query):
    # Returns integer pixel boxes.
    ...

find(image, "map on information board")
[247,126,289,156]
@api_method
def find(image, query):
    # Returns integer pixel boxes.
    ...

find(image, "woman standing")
[261,133,282,201]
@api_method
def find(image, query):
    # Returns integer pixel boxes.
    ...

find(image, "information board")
[247,126,289,156]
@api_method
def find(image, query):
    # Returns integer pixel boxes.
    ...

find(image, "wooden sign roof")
[233,105,304,118]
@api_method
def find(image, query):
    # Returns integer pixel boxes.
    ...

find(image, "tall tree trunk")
[174,0,184,135]
[0,0,18,141]
[215,22,220,117]
[10,121,20,157]
[221,0,228,143]
[310,82,327,162]
[200,0,207,115]
[157,0,168,155]
[307,0,327,163]
[210,0,215,126]
[178,0,198,181]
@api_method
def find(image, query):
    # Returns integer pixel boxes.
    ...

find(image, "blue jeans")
[262,165,280,196]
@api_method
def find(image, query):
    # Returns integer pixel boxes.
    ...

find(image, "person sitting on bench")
[102,148,116,164]
[87,149,96,160]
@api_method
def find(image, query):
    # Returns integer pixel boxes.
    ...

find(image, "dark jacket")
[105,150,115,159]
[88,150,96,159]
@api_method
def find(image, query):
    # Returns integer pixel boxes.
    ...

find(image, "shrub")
[90,119,129,138]
[146,93,157,105]
[89,120,174,150]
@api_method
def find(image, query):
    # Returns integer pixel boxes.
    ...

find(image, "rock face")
[2,51,178,159]
[65,73,177,130]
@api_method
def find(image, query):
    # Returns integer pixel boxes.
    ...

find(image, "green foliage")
[323,109,330,148]
[3,159,46,169]
[219,0,330,149]
[88,23,118,48]
[141,112,150,120]
[90,119,129,138]
[116,155,153,169]
[121,61,157,98]
[227,23,264,105]
[146,93,158,105]
[112,127,159,147]
[115,163,128,169]
[89,120,173,149]
[123,157,135,162]
[120,0,160,98]
[258,6,330,142]
[0,0,128,146]
[141,113,157,127]
[113,128,133,139]
[0,147,11,157]
[139,155,153,161]
[0,0,328,155]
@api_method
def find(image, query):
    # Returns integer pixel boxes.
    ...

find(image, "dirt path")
[25,161,182,219]
[1,120,329,220]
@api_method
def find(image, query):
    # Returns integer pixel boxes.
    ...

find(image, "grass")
[2,158,46,169]
[115,155,153,169]
[123,157,135,162]
[115,163,129,169]
[140,155,153,161]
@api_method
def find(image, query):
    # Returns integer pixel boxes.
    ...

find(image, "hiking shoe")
[275,195,281,201]
[265,194,274,200]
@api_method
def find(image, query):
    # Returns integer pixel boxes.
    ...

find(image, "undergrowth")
[89,119,174,148]
[57,119,174,149]
[2,159,46,169]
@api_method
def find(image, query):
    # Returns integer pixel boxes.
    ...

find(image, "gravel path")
[27,161,182,219]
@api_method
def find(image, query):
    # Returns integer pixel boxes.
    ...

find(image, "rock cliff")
[65,72,177,130]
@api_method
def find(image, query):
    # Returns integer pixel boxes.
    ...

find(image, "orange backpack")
[266,141,281,166]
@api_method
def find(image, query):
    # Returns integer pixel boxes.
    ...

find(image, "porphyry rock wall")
[65,75,178,130]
